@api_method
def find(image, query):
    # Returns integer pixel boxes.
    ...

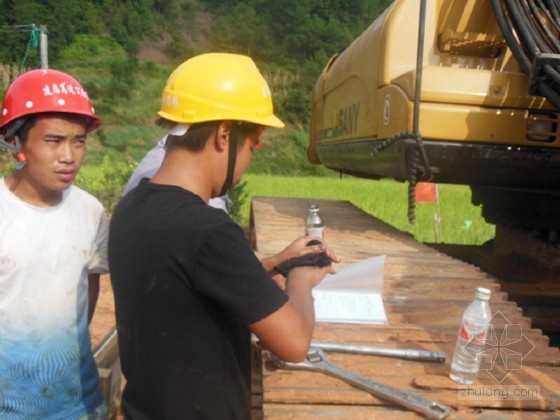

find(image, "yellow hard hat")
[158,53,284,128]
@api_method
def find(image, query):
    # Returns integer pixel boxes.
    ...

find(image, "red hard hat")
[0,69,102,134]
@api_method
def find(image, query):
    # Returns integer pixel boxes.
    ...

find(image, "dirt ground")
[90,274,116,350]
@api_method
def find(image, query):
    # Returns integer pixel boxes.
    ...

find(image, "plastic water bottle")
[305,204,324,240]
[449,287,492,384]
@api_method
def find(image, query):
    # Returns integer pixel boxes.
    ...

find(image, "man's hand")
[259,236,340,274]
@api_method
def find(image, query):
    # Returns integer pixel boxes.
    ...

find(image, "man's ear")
[214,121,233,152]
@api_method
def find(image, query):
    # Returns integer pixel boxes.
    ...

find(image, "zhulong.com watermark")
[456,310,541,401]
[458,385,540,401]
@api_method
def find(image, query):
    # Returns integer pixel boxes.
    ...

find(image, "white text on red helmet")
[42,83,90,100]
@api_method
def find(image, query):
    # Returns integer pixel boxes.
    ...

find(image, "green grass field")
[237,174,495,245]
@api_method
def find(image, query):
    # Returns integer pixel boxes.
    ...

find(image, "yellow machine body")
[309,0,560,229]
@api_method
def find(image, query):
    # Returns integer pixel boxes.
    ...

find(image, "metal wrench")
[272,347,449,419]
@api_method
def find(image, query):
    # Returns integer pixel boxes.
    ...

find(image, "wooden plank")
[263,403,558,419]
[250,197,560,418]
[93,328,119,368]
[93,328,123,419]
[310,320,558,365]
[262,356,559,410]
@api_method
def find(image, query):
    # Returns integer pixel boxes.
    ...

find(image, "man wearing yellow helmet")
[108,53,338,419]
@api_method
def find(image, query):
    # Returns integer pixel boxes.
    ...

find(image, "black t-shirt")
[108,180,288,419]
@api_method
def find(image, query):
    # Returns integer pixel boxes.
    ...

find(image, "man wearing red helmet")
[0,69,109,419]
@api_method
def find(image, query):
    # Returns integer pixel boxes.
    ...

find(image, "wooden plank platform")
[93,327,123,418]
[249,197,560,419]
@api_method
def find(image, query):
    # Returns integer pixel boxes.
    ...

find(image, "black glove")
[274,240,332,277]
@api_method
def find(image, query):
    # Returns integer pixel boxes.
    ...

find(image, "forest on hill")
[0,0,391,127]
[0,0,393,214]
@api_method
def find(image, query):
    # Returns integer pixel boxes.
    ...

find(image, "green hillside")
[0,0,391,205]
[1,0,391,128]
[0,1,496,245]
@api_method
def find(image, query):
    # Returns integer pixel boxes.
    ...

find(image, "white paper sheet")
[312,255,387,324]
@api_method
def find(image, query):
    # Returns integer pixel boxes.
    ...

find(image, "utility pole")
[39,25,48,69]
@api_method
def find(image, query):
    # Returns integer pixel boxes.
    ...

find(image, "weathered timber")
[250,197,560,419]
[93,328,123,419]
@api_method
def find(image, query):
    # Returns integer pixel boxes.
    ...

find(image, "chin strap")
[1,118,28,170]
[219,131,238,196]
[0,135,27,170]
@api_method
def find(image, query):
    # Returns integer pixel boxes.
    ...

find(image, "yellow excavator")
[308,0,560,238]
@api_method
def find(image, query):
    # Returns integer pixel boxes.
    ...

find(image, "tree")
[209,3,274,60]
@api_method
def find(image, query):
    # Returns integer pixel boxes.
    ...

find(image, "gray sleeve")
[123,137,166,195]
[88,211,109,274]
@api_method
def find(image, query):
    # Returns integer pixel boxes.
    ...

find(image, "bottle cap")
[475,287,491,301]
[309,204,319,211]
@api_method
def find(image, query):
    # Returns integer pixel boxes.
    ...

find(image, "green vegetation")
[0,0,496,246]
[249,129,332,176]
[236,175,495,245]
[1,0,394,173]
[0,0,392,129]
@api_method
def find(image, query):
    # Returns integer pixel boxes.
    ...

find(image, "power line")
[0,24,40,33]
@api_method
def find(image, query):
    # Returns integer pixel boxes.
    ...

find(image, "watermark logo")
[467,310,536,383]
[458,384,541,401]
[458,311,540,401]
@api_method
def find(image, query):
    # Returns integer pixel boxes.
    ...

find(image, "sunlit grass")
[237,174,495,245]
